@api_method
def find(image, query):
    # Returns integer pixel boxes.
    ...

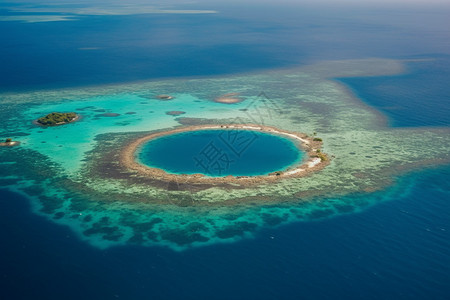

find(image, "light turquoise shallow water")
[15,92,250,171]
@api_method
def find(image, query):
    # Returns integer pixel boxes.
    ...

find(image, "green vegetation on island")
[37,112,78,126]
[312,152,327,162]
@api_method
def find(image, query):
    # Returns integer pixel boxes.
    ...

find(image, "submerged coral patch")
[166,111,186,116]
[95,113,121,117]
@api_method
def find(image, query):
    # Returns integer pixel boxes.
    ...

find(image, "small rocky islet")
[36,112,79,126]
[0,137,20,147]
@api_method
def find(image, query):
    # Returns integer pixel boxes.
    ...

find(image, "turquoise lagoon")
[138,130,303,176]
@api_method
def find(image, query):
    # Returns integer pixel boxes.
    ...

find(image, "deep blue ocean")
[338,56,450,127]
[1,2,449,299]
[2,167,450,299]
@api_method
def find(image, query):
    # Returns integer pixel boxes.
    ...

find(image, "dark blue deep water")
[1,2,450,299]
[139,130,302,176]
[337,57,450,127]
[2,166,450,299]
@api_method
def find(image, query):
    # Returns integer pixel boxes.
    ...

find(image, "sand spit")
[214,93,244,104]
[0,141,20,147]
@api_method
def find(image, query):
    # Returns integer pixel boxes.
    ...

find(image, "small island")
[0,138,19,147]
[36,112,79,126]
[214,93,244,104]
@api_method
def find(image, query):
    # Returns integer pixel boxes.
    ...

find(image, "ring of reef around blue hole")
[121,124,329,188]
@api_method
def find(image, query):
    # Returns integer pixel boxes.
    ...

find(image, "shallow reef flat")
[1,58,449,250]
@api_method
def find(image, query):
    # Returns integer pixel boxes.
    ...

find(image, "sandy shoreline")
[120,124,329,186]
[214,93,244,104]
[0,141,20,147]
